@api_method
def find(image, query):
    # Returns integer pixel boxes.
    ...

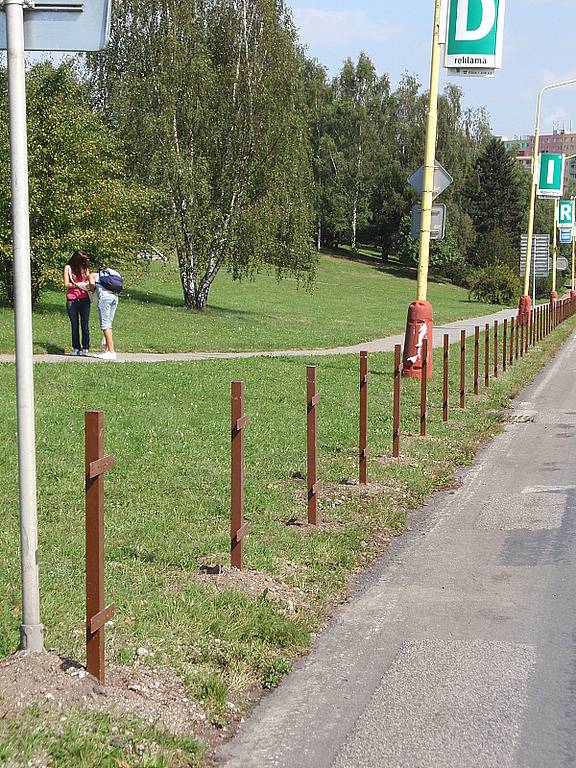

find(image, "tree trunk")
[316,215,322,251]
[351,189,358,251]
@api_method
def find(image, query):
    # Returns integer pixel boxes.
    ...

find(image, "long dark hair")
[68,250,89,278]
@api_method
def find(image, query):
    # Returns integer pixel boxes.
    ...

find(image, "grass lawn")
[0,252,503,354]
[0,313,574,766]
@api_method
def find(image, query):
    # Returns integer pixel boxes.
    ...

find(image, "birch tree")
[89,0,314,310]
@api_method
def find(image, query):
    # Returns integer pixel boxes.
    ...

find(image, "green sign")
[537,154,564,199]
[445,0,506,70]
[558,199,574,228]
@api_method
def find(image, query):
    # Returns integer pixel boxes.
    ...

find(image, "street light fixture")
[521,79,576,323]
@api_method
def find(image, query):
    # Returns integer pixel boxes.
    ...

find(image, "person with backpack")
[89,267,123,360]
[63,250,91,356]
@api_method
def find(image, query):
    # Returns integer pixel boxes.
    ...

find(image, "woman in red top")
[63,250,91,356]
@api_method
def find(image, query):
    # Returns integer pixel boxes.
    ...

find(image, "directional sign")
[444,0,506,71]
[537,154,564,199]
[558,200,575,228]
[407,161,453,201]
[557,257,569,270]
[0,0,112,52]
[411,204,447,241]
[559,229,573,245]
[520,234,550,278]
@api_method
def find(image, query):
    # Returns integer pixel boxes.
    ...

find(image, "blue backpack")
[98,268,123,294]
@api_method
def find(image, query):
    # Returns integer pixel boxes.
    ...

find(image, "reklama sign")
[444,0,506,70]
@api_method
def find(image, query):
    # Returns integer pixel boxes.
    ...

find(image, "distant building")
[500,130,576,189]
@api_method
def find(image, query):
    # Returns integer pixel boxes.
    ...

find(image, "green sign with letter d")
[445,0,506,70]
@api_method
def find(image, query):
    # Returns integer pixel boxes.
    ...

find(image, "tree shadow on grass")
[324,246,453,286]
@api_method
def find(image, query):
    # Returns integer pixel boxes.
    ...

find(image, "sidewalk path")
[219,330,576,768]
[0,307,518,363]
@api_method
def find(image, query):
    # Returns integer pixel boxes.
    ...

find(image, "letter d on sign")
[456,0,496,41]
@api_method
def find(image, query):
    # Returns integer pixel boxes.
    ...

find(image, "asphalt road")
[219,330,576,768]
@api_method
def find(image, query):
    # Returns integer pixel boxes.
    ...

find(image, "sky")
[286,0,576,138]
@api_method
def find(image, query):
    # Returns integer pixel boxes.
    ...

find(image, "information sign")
[444,0,506,72]
[537,154,564,199]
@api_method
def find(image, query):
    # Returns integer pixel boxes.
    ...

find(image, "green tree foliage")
[89,0,315,310]
[0,62,148,305]
[468,263,522,305]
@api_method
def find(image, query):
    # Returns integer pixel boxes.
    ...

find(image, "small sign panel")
[559,229,573,245]
[557,256,569,270]
[520,234,550,277]
[558,200,575,228]
[537,153,564,199]
[407,161,453,200]
[0,0,112,52]
[411,204,447,241]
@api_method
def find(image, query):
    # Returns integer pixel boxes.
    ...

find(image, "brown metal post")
[460,330,466,409]
[509,317,514,366]
[484,323,490,387]
[515,315,519,359]
[493,321,498,378]
[525,313,530,354]
[443,334,449,421]
[420,339,428,436]
[359,351,368,485]
[307,366,320,526]
[474,326,479,395]
[231,382,249,569]
[393,345,401,458]
[520,322,524,358]
[502,319,507,373]
[85,411,115,686]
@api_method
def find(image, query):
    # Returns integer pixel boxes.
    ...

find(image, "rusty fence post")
[525,313,530,354]
[520,322,524,358]
[484,323,490,387]
[307,366,320,526]
[393,345,401,458]
[85,411,115,686]
[231,382,249,569]
[474,326,479,395]
[420,339,428,437]
[443,334,449,421]
[503,319,507,373]
[515,315,519,359]
[493,321,498,378]
[359,351,368,485]
[460,330,466,409]
[509,317,514,366]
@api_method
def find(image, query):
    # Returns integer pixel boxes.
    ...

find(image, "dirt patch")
[0,651,205,736]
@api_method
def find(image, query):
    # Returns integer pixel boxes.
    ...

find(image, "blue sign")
[559,228,573,245]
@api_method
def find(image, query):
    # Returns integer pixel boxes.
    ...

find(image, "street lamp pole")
[521,79,576,323]
[402,0,442,379]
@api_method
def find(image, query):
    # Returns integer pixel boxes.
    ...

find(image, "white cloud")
[293,8,399,46]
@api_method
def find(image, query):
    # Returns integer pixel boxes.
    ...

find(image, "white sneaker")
[101,337,106,347]
[80,349,90,356]
[72,349,81,356]
[98,351,117,361]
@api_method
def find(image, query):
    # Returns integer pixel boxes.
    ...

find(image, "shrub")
[468,228,516,269]
[468,263,522,305]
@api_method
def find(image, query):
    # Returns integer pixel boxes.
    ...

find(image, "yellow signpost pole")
[551,197,558,303]
[402,0,442,379]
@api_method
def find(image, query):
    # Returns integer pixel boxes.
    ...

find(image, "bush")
[468,263,521,305]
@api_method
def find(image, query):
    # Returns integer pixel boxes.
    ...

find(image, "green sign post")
[537,153,564,199]
[445,0,506,72]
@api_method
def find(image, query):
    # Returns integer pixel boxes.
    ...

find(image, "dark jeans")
[66,297,91,351]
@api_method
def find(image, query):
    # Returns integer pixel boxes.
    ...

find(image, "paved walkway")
[219,330,576,768]
[0,307,518,363]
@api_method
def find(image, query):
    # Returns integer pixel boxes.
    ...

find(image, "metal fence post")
[502,319,507,373]
[393,345,401,458]
[474,326,479,395]
[493,321,498,378]
[484,323,490,387]
[443,334,449,421]
[460,330,466,409]
[359,351,368,485]
[509,317,514,366]
[420,339,428,436]
[231,382,249,569]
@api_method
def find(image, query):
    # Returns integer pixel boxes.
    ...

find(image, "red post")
[393,345,401,458]
[493,321,498,378]
[515,315,519,359]
[460,330,466,409]
[509,317,514,366]
[402,301,433,379]
[231,381,249,569]
[85,411,115,686]
[502,319,507,373]
[520,322,524,358]
[484,323,490,387]
[359,351,368,485]
[443,334,449,421]
[420,339,428,436]
[474,326,479,395]
[307,366,319,526]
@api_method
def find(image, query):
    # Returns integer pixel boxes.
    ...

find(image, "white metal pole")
[5,0,44,651]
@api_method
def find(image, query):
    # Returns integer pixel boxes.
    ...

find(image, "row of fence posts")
[82,297,575,684]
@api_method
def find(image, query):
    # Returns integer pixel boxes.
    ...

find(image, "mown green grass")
[0,252,503,354]
[1,316,573,766]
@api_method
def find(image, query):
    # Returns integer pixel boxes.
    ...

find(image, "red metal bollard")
[474,326,479,395]
[443,334,449,421]
[307,367,320,526]
[493,321,498,378]
[402,300,433,379]
[393,345,401,458]
[85,411,116,686]
[231,382,249,569]
[359,351,368,485]
[484,324,490,387]
[460,330,466,409]
[503,319,507,373]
